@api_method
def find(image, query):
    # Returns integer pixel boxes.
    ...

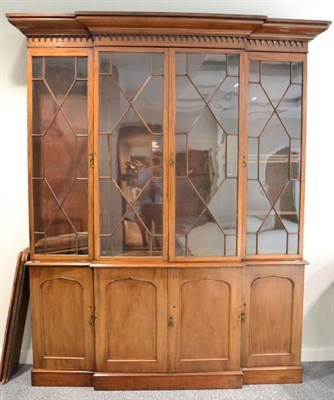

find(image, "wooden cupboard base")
[93,371,243,390]
[31,369,94,387]
[242,366,303,385]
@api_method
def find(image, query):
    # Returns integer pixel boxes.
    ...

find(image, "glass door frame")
[243,52,307,261]
[27,47,94,261]
[93,47,170,261]
[169,48,247,262]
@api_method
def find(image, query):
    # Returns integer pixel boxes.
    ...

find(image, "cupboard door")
[29,267,95,370]
[241,265,304,367]
[95,268,167,373]
[168,268,241,373]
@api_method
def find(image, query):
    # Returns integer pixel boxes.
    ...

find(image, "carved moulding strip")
[26,32,308,52]
[93,33,308,52]
[92,33,245,48]
[27,35,93,48]
[245,38,308,53]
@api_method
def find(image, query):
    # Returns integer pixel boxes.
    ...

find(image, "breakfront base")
[31,369,94,387]
[242,366,303,385]
[93,371,243,390]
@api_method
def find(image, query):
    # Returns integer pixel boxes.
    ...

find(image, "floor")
[0,362,333,400]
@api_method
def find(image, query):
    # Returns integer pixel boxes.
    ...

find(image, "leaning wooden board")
[0,249,30,384]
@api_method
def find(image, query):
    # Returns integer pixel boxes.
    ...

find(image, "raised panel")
[241,265,304,367]
[180,279,230,360]
[249,276,293,355]
[41,278,85,358]
[168,268,241,373]
[29,267,95,371]
[95,268,167,373]
[106,279,157,361]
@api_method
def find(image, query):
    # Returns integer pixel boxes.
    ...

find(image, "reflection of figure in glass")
[137,156,163,250]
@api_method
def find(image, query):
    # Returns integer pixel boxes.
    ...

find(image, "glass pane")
[261,62,290,107]
[209,76,239,134]
[77,57,87,79]
[152,53,163,75]
[45,57,75,103]
[99,52,111,74]
[175,178,205,234]
[277,84,302,138]
[247,181,272,233]
[259,114,290,204]
[175,76,205,135]
[247,60,302,255]
[99,52,165,257]
[112,53,151,101]
[288,234,299,254]
[99,75,129,133]
[175,53,239,257]
[248,138,258,180]
[176,54,187,75]
[248,83,273,137]
[32,57,43,79]
[175,135,187,177]
[292,62,302,84]
[32,137,43,178]
[32,81,58,135]
[133,76,163,133]
[226,135,238,178]
[187,211,225,256]
[226,235,237,256]
[188,53,226,101]
[208,178,237,234]
[227,55,239,77]
[257,210,287,254]
[175,235,187,256]
[61,81,88,135]
[249,61,259,83]
[291,139,301,179]
[31,56,89,255]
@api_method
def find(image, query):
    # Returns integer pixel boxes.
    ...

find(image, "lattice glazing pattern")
[98,52,164,256]
[247,61,302,254]
[175,53,239,257]
[31,56,89,255]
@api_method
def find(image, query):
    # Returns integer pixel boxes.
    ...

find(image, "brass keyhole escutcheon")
[238,312,245,322]
[89,153,94,168]
[242,157,247,168]
[168,316,174,327]
[169,154,174,166]
[90,315,97,327]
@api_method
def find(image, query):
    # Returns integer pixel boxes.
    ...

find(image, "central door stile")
[168,49,176,262]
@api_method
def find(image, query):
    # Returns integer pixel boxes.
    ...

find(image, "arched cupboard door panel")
[29,267,95,371]
[94,268,168,373]
[241,265,304,367]
[168,268,241,373]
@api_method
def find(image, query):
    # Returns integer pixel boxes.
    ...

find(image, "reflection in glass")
[277,85,302,138]
[248,138,258,179]
[209,77,239,134]
[188,54,226,101]
[32,55,89,255]
[98,52,164,257]
[175,52,239,257]
[248,83,273,137]
[261,62,290,107]
[246,60,303,255]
